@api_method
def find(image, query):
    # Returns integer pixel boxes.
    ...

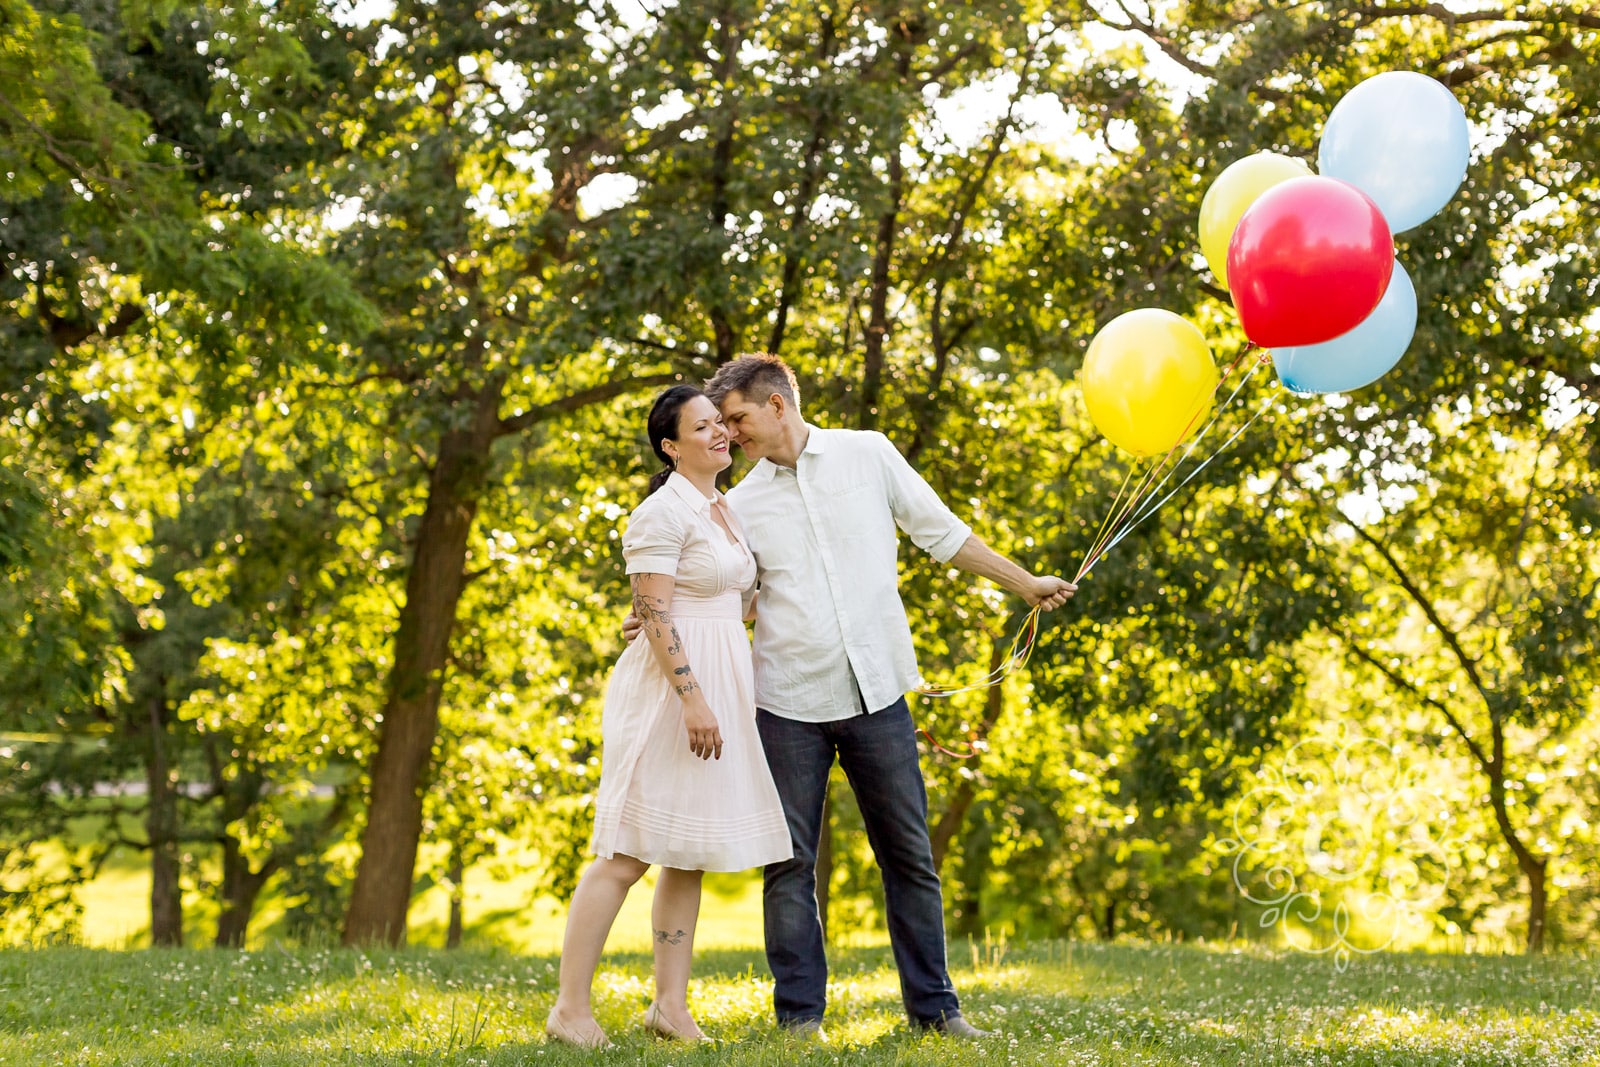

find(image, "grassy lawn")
[1,941,1596,1066]
[28,836,1600,1064]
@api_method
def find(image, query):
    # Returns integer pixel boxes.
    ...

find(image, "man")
[629,354,1075,1038]
[710,355,1075,1038]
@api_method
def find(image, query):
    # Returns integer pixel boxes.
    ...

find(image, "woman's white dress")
[590,472,793,871]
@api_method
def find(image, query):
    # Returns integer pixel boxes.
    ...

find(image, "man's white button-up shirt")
[725,425,972,722]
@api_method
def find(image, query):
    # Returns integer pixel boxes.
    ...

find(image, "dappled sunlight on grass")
[1,942,1597,1065]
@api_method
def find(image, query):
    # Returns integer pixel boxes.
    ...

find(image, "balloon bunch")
[912,72,1470,744]
[1224,71,1469,389]
[1074,70,1470,580]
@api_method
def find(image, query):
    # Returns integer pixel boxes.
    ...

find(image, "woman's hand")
[681,697,724,761]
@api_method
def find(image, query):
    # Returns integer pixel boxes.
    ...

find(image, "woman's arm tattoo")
[630,576,673,632]
[633,573,693,691]
[631,579,686,653]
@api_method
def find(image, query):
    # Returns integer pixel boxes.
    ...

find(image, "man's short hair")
[704,354,801,410]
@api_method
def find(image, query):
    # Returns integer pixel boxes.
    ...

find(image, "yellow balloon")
[1198,152,1313,291]
[1081,309,1218,457]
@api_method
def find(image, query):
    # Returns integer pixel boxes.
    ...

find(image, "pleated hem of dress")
[591,804,792,873]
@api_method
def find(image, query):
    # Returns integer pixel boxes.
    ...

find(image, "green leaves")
[2,0,1597,950]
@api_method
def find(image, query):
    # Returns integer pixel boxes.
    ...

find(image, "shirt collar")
[664,471,715,511]
[747,423,825,483]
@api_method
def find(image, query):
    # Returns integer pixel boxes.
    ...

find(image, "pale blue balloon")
[1273,259,1417,394]
[1319,71,1470,233]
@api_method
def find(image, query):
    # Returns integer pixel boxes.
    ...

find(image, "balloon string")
[913,606,1042,758]
[1097,383,1280,561]
[1076,453,1175,582]
[912,346,1268,755]
[915,606,1040,699]
[1084,344,1257,573]
[1078,457,1164,578]
[1091,437,1190,564]
[918,727,979,759]
[1086,349,1268,568]
[1074,344,1260,582]
[1079,361,1265,578]
[1078,464,1141,572]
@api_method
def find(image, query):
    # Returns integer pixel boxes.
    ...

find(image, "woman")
[545,385,792,1048]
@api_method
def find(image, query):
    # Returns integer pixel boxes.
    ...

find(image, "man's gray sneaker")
[923,1015,993,1039]
[781,1018,828,1042]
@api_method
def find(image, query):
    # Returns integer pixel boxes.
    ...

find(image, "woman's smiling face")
[666,394,732,478]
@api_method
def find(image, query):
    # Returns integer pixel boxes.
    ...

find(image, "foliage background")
[2,0,1595,954]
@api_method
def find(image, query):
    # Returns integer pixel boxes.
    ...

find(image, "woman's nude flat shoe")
[643,1002,708,1042]
[545,1007,613,1050]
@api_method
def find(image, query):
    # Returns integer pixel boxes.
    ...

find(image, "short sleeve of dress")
[622,496,687,576]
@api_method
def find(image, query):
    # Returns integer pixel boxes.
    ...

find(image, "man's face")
[718,389,783,460]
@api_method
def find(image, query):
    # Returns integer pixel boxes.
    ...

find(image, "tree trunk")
[1486,716,1550,955]
[1490,787,1551,954]
[929,636,1007,870]
[858,22,912,431]
[1524,856,1548,954]
[215,837,276,949]
[1102,899,1116,941]
[929,777,976,874]
[858,156,902,431]
[144,694,183,947]
[952,817,988,940]
[446,847,465,950]
[1490,765,1550,954]
[1342,525,1558,956]
[343,386,502,946]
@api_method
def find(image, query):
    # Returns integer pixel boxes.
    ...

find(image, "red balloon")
[1226,176,1394,348]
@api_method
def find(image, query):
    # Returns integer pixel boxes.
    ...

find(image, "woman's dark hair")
[645,384,704,497]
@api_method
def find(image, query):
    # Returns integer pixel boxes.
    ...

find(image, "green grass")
[2,941,1597,1065]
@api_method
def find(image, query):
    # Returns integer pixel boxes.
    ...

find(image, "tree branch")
[768,7,840,357]
[1347,520,1498,718]
[496,373,683,436]
[1334,629,1492,772]
[1348,4,1596,30]
[705,2,745,363]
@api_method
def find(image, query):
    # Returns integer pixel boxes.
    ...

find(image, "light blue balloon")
[1273,259,1417,394]
[1319,71,1470,233]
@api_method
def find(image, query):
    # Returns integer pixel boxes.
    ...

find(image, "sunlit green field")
[2,941,1596,1066]
[28,846,1599,1065]
[68,844,771,953]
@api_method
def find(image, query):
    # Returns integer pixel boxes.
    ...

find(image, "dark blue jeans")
[756,697,960,1026]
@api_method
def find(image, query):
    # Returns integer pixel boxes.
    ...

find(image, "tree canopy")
[2,0,1595,954]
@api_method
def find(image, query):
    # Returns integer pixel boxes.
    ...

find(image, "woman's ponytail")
[645,463,675,497]
[643,384,703,499]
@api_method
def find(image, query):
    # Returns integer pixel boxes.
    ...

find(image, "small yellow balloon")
[1198,152,1313,291]
[1081,309,1218,457]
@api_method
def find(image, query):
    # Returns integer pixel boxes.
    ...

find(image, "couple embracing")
[545,355,1076,1048]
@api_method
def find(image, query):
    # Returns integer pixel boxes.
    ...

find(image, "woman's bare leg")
[649,866,705,1035]
[548,854,650,1041]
